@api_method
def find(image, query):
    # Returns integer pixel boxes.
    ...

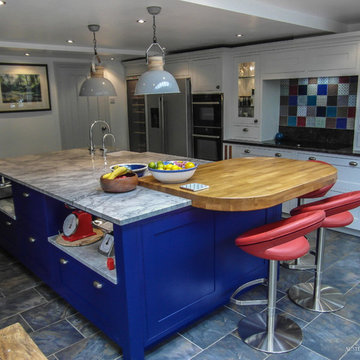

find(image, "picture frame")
[0,63,51,113]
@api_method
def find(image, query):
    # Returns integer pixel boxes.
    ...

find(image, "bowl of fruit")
[147,160,198,184]
[100,166,138,193]
[110,163,147,177]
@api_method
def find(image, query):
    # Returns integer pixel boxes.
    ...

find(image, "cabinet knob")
[93,281,103,289]
[244,149,251,154]
[5,221,12,227]
[59,258,68,265]
[216,85,220,90]
[308,156,317,160]
[242,128,249,132]
[275,153,282,157]
[22,192,30,198]
[349,161,358,167]
[28,237,36,243]
[254,119,258,124]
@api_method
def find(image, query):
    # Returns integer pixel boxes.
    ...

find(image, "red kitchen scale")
[62,210,96,242]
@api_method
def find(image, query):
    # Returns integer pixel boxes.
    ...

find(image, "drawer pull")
[5,221,12,226]
[22,192,30,198]
[349,161,358,167]
[308,156,316,160]
[254,119,258,124]
[244,149,251,154]
[28,237,36,243]
[275,153,282,157]
[93,281,103,289]
[242,128,249,132]
[59,258,68,265]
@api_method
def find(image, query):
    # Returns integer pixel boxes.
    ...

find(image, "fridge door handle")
[192,134,221,139]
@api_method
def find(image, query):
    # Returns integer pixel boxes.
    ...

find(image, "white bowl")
[110,163,147,177]
[148,161,198,184]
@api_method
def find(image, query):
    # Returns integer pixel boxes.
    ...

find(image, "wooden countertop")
[138,157,337,211]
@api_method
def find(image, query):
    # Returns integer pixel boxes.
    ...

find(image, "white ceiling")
[0,0,360,60]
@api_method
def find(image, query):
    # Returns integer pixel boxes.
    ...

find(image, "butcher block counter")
[139,157,337,211]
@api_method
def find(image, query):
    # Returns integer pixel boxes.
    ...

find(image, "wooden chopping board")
[138,157,337,211]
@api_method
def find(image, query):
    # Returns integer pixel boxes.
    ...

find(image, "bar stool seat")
[288,191,360,312]
[231,210,325,353]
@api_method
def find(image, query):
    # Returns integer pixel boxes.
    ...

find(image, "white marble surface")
[0,149,204,225]
[0,198,15,219]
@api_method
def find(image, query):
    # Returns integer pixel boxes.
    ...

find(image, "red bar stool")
[282,160,335,270]
[231,210,325,353]
[288,191,360,312]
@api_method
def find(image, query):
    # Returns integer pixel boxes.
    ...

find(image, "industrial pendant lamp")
[79,24,117,96]
[134,6,180,95]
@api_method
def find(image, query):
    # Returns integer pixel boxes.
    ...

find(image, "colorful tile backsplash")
[279,76,358,130]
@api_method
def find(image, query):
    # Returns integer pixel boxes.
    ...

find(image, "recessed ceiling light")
[0,1,6,6]
[236,34,243,38]
[66,39,74,44]
[110,57,115,61]
[24,53,30,56]
[137,19,146,24]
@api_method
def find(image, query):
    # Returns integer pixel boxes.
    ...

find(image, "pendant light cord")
[93,31,98,55]
[152,14,157,43]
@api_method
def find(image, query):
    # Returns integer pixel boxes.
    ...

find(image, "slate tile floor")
[0,229,359,360]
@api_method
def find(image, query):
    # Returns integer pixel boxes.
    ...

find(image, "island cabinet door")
[0,211,17,256]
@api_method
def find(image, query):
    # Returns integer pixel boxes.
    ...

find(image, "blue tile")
[34,283,59,301]
[289,96,297,106]
[318,77,329,84]
[0,314,33,333]
[326,107,337,117]
[342,338,360,359]
[336,284,360,325]
[146,334,201,360]
[30,319,84,356]
[307,96,317,106]
[297,96,307,106]
[267,344,329,359]
[302,312,360,359]
[22,298,77,330]
[56,331,122,360]
[288,116,297,126]
[192,333,266,360]
[298,78,308,85]
[317,84,327,95]
[298,85,307,95]
[180,307,243,349]
[316,107,326,117]
[336,118,347,129]
[67,313,100,338]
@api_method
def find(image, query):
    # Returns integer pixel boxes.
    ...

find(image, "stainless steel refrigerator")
[145,78,192,157]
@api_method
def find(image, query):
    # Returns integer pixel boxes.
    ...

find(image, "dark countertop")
[223,139,359,157]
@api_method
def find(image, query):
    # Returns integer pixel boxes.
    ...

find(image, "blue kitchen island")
[0,149,337,359]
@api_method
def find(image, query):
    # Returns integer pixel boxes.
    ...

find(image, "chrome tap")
[89,120,111,155]
[102,133,116,156]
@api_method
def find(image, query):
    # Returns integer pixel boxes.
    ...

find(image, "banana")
[102,172,113,179]
[108,166,128,180]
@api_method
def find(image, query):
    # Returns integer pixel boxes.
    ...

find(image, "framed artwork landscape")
[0,63,51,112]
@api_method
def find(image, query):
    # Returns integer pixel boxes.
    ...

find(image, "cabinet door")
[190,58,222,93]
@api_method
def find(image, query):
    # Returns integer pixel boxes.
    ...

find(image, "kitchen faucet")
[89,120,111,155]
[102,133,116,156]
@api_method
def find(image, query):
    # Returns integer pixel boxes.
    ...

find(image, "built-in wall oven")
[192,93,223,161]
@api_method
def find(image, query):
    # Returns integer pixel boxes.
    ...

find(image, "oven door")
[192,94,223,128]
[193,134,222,161]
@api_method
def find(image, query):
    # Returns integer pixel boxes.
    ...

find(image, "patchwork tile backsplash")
[279,76,358,130]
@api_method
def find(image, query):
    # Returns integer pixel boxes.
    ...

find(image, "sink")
[0,180,12,199]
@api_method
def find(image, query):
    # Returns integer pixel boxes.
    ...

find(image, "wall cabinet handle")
[349,161,358,167]
[59,258,68,265]
[308,156,316,160]
[93,281,103,289]
[244,149,251,154]
[22,192,30,198]
[28,237,36,243]
[275,153,282,157]
[5,221,12,226]
[242,128,249,132]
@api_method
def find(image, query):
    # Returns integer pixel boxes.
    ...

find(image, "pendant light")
[79,24,117,97]
[134,6,179,95]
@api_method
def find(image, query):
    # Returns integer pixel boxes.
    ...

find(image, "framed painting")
[0,63,51,112]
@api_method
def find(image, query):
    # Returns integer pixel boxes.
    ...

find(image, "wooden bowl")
[100,173,138,193]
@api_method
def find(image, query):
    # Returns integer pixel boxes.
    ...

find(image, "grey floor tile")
[180,306,243,349]
[0,314,33,333]
[67,313,100,338]
[22,297,77,330]
[35,282,60,301]
[341,338,360,359]
[146,334,201,360]
[30,319,84,356]
[277,267,314,293]
[266,345,329,359]
[192,333,266,360]
[0,288,46,320]
[55,331,122,360]
[336,284,360,325]
[302,312,360,359]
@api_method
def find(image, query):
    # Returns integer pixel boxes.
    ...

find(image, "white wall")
[0,55,128,159]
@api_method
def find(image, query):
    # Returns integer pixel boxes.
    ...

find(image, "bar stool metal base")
[288,282,345,312]
[237,312,302,353]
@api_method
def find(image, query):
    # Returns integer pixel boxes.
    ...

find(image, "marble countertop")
[0,149,204,226]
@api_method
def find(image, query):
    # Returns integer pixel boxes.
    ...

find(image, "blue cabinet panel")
[0,211,17,256]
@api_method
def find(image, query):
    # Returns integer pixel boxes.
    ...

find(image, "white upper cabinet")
[190,57,222,93]
[164,61,190,78]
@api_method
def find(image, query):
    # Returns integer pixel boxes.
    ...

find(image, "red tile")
[297,117,306,127]
[289,85,298,95]
[339,76,350,83]
[348,107,356,117]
